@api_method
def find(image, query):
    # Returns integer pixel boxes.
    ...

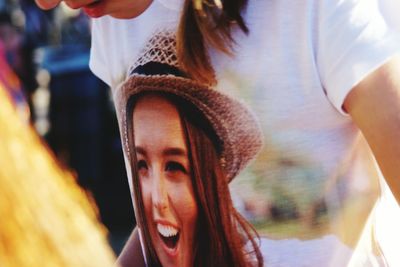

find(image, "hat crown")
[128,30,180,77]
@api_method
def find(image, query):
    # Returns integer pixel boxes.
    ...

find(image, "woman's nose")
[151,171,168,211]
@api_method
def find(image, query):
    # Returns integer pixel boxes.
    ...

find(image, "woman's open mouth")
[157,223,180,252]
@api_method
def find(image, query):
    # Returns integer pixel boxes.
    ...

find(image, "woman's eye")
[165,161,187,174]
[137,160,148,173]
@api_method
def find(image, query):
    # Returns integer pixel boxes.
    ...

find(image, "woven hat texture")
[127,29,179,76]
[115,30,263,181]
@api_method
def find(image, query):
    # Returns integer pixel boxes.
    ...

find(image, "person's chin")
[82,2,105,18]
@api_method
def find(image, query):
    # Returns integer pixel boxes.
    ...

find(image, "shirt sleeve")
[89,16,114,87]
[317,0,400,115]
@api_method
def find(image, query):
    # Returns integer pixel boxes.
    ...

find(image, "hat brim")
[115,74,263,181]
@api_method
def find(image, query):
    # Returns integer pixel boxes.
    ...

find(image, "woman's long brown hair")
[127,92,263,267]
[180,97,263,267]
[177,0,249,84]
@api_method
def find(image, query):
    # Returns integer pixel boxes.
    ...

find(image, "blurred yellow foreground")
[0,85,116,266]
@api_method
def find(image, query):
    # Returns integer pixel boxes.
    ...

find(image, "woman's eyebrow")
[135,146,146,156]
[162,147,187,157]
[135,147,187,157]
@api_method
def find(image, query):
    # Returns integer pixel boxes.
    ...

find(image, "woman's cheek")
[172,184,198,219]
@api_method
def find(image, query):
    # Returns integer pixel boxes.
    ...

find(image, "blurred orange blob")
[0,85,117,267]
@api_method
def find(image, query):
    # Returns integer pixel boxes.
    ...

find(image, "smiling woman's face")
[133,95,198,267]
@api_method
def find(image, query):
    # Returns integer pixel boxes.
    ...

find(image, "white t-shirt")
[90,0,182,89]
[258,235,360,267]
[90,0,400,266]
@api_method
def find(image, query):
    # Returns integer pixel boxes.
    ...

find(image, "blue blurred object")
[37,42,135,252]
[19,3,135,252]
[0,39,30,120]
[36,44,90,75]
[36,44,105,186]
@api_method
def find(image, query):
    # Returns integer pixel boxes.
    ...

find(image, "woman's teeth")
[157,223,179,237]
[157,223,180,249]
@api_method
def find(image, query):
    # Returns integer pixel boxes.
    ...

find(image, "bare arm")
[116,227,146,267]
[344,55,400,204]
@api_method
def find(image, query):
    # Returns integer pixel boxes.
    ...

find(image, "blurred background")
[0,0,134,254]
